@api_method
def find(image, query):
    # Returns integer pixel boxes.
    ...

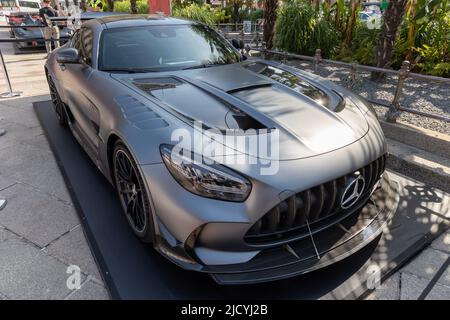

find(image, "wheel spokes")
[116,150,147,232]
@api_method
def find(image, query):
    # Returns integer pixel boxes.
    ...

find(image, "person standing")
[39,0,60,54]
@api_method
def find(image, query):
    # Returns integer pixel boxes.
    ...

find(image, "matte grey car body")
[45,15,399,284]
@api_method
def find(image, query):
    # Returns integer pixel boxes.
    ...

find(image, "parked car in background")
[0,0,41,15]
[7,12,45,49]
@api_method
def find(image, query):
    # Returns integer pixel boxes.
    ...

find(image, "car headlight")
[160,144,251,202]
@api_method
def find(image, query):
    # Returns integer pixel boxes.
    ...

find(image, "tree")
[106,0,114,12]
[130,0,138,14]
[371,0,408,80]
[342,0,360,47]
[263,0,279,49]
[230,0,243,24]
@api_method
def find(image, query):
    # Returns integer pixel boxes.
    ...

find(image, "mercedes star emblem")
[341,175,366,209]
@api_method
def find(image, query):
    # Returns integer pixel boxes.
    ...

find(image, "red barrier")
[148,0,171,15]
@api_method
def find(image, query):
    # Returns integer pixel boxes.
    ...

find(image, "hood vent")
[133,77,182,93]
[132,76,267,131]
[244,62,345,112]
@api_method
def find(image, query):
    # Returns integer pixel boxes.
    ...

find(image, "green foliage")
[172,3,225,26]
[275,0,340,58]
[113,0,130,12]
[392,0,450,76]
[239,8,263,22]
[337,21,379,65]
[113,0,148,14]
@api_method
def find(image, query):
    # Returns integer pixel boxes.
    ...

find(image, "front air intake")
[245,154,387,245]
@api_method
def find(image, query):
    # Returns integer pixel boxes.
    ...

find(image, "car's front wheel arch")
[112,140,156,243]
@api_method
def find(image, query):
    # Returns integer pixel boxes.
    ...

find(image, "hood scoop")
[132,77,267,131]
[243,62,345,112]
[231,84,367,155]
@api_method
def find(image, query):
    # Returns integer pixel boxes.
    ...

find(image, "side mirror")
[231,38,244,50]
[56,48,80,64]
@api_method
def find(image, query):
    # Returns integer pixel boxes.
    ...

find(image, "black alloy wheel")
[47,75,68,126]
[113,142,154,243]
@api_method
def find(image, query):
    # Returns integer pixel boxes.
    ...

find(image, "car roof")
[84,14,193,29]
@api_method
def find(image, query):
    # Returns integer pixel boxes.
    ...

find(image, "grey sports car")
[45,15,399,284]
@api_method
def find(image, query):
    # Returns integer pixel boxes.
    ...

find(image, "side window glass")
[70,30,80,49]
[80,27,94,66]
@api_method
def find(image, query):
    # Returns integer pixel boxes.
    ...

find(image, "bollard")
[0,49,21,98]
[240,30,245,55]
[282,51,288,64]
[255,32,260,47]
[313,49,322,74]
[244,44,251,56]
[0,199,6,211]
[351,60,357,84]
[386,60,410,123]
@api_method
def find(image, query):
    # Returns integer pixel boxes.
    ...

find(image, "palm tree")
[371,0,408,81]
[130,0,138,14]
[263,0,279,50]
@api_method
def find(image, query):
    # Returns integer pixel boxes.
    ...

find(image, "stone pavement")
[0,29,109,300]
[367,232,450,300]
[0,27,448,300]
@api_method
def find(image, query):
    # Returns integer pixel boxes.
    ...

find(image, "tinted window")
[99,24,240,72]
[70,29,80,48]
[80,27,93,65]
[72,28,93,66]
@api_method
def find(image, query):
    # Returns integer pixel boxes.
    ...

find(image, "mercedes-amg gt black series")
[45,15,399,284]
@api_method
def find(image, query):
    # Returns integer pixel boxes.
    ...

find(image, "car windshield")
[99,24,241,72]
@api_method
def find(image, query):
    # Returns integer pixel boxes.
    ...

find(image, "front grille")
[245,154,387,245]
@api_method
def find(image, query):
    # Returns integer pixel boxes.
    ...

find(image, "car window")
[71,27,93,66]
[69,29,80,48]
[18,1,40,8]
[1,0,16,7]
[80,27,94,66]
[99,24,240,72]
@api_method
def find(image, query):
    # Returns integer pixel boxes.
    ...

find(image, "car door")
[60,26,101,163]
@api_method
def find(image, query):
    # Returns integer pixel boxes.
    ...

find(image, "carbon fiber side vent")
[114,95,169,130]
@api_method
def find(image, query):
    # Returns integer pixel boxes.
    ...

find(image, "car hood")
[111,60,369,161]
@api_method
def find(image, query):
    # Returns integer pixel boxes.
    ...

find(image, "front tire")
[113,141,154,243]
[47,75,68,126]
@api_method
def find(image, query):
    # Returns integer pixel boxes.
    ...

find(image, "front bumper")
[209,175,399,284]
[150,171,399,284]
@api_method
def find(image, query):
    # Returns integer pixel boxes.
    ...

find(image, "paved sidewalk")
[0,28,448,300]
[367,231,450,300]
[0,30,109,299]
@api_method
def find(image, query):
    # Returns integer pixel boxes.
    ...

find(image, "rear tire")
[47,75,68,126]
[113,141,154,243]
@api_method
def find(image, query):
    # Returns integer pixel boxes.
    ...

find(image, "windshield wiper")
[182,63,226,70]
[101,68,158,73]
